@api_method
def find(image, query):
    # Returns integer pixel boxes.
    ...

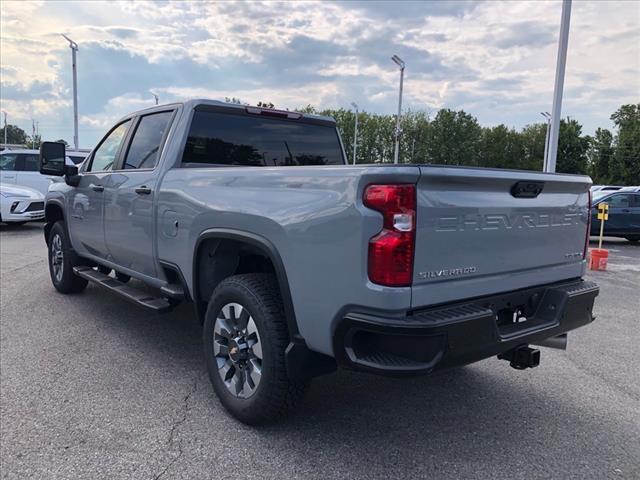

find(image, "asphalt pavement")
[1,222,639,479]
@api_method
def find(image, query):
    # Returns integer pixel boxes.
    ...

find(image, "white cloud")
[0,0,638,146]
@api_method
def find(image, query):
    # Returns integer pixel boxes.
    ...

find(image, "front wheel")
[203,273,308,424]
[48,221,88,294]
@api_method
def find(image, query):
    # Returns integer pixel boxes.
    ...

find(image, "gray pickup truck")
[39,99,599,424]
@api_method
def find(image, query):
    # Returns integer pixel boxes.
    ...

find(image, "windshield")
[592,191,612,203]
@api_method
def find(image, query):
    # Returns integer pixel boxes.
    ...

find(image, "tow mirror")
[40,141,66,176]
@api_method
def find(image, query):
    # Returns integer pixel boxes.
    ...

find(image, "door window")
[608,194,633,208]
[15,154,40,171]
[88,120,131,172]
[122,111,173,169]
[0,154,17,171]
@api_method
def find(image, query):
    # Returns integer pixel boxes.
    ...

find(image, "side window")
[608,194,632,208]
[630,194,640,208]
[16,154,40,172]
[123,111,173,170]
[88,120,131,172]
[0,154,17,171]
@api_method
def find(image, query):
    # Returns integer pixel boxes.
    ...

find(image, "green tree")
[426,109,482,166]
[478,124,525,169]
[556,118,589,175]
[520,123,546,171]
[54,139,70,147]
[610,104,640,185]
[587,128,614,183]
[0,124,29,145]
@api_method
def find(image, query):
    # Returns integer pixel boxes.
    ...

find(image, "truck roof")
[124,99,337,126]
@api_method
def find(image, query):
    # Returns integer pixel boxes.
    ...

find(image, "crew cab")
[39,99,599,424]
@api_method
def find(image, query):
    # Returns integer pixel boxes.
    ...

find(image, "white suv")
[0,149,87,195]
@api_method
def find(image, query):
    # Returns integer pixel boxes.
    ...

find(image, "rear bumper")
[334,279,599,376]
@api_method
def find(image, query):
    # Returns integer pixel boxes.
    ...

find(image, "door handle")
[135,186,152,195]
[91,184,104,192]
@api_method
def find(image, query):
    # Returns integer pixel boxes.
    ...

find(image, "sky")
[1,0,639,148]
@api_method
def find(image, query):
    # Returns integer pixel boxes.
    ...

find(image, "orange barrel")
[589,248,609,271]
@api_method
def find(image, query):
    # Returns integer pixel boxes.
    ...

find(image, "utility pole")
[32,119,35,149]
[541,112,551,170]
[545,0,572,173]
[150,91,159,105]
[351,102,359,165]
[2,111,6,147]
[391,55,405,164]
[62,34,79,150]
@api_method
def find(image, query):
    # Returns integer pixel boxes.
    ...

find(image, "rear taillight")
[583,189,592,259]
[364,184,416,287]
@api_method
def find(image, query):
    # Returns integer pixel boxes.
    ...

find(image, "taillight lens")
[364,184,416,286]
[583,189,592,259]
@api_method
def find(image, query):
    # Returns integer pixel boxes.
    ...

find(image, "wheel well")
[44,203,65,242]
[195,238,277,316]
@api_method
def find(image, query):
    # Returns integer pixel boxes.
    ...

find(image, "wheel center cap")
[228,337,248,364]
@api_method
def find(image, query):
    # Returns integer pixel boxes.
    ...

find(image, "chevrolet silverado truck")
[39,99,599,424]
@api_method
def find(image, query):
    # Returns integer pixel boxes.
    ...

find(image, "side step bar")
[73,266,173,313]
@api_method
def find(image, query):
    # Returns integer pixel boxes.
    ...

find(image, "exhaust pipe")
[532,334,567,350]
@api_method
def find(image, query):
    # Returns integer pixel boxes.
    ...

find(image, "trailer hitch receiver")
[498,345,540,370]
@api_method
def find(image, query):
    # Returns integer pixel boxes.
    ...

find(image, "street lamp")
[541,112,551,171]
[150,91,159,105]
[546,0,572,173]
[351,102,359,165]
[61,34,79,151]
[391,55,405,164]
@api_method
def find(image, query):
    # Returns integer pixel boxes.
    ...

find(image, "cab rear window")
[182,110,344,166]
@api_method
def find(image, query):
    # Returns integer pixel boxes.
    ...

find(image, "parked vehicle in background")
[0,149,88,195]
[590,185,624,192]
[39,99,599,424]
[0,183,45,224]
[591,189,640,242]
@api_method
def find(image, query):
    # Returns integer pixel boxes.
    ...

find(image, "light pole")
[391,55,405,164]
[2,111,6,147]
[61,34,79,151]
[351,102,359,165]
[541,112,551,170]
[546,0,572,173]
[150,91,159,105]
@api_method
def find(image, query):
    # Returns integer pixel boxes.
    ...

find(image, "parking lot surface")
[1,222,639,480]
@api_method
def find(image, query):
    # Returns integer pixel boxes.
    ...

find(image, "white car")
[0,183,45,224]
[0,148,87,196]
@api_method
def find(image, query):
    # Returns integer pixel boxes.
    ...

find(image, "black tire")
[203,273,308,424]
[115,272,130,283]
[47,221,88,294]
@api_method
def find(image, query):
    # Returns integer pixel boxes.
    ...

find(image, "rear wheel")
[48,221,88,294]
[203,273,308,424]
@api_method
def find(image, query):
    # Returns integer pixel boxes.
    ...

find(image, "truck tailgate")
[411,166,591,309]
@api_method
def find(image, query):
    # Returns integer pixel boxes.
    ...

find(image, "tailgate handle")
[511,181,544,198]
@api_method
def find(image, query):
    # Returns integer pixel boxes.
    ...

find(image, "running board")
[73,266,173,313]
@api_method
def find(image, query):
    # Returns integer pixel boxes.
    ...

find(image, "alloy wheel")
[213,302,263,399]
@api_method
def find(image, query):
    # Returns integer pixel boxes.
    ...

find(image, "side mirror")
[40,141,66,176]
